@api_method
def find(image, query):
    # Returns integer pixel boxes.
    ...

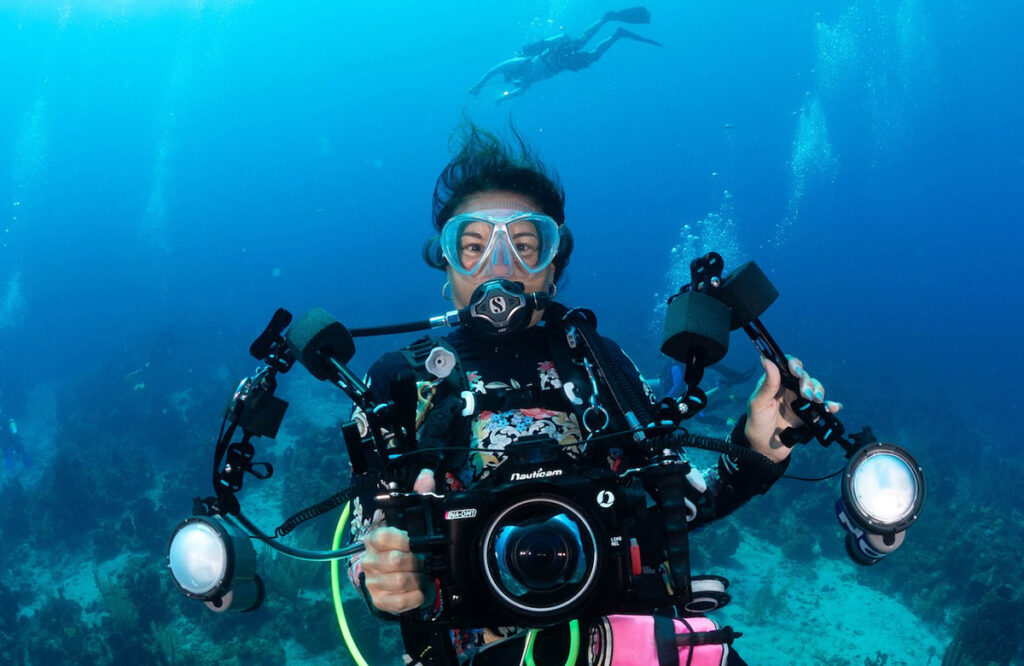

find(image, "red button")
[629,538,642,575]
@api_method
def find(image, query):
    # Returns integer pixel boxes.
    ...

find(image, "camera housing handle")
[642,455,694,607]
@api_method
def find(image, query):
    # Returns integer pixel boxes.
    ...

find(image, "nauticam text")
[509,468,564,481]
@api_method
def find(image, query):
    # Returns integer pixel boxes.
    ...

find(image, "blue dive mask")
[440,209,561,277]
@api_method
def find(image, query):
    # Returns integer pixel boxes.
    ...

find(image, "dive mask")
[441,209,561,277]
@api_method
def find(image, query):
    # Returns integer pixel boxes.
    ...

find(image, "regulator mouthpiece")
[461,279,551,339]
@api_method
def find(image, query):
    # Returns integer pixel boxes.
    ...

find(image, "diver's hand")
[744,356,841,463]
[360,469,436,614]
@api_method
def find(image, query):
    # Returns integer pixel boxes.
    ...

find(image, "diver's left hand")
[744,356,842,463]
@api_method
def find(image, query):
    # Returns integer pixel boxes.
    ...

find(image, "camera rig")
[166,254,927,666]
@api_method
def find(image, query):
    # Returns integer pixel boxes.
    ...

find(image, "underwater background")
[1,0,1022,664]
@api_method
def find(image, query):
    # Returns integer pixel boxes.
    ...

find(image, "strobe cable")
[274,474,380,538]
[623,428,787,476]
[229,512,366,562]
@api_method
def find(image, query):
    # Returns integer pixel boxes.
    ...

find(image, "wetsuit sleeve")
[688,415,790,529]
[719,414,790,493]
[596,336,788,529]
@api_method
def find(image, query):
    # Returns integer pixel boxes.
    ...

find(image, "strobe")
[167,515,264,612]
[836,442,925,565]
[659,255,928,566]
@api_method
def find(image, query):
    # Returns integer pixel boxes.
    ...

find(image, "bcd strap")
[675,626,739,647]
[655,615,739,664]
[653,615,678,666]
[542,303,637,439]
[551,303,659,430]
[399,337,467,395]
[398,336,469,468]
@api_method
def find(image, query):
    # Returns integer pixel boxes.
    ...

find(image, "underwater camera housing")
[375,436,691,629]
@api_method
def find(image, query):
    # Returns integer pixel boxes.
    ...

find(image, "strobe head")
[481,496,599,622]
[836,442,926,565]
[167,516,264,613]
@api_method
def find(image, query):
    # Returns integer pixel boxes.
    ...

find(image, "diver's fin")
[604,7,652,24]
[613,27,663,47]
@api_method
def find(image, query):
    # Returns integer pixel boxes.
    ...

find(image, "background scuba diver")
[347,123,841,664]
[0,404,31,471]
[468,7,663,103]
[656,361,759,429]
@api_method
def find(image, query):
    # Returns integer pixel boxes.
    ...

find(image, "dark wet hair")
[426,122,573,283]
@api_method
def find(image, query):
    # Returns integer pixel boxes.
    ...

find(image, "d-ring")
[582,405,610,435]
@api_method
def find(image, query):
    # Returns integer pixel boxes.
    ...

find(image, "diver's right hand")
[359,469,436,614]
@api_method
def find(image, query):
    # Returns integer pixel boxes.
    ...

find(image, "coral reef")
[746,576,787,625]
[941,586,1023,666]
[0,580,22,665]
[692,518,742,567]
[21,591,106,664]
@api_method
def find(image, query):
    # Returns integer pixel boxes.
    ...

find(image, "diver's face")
[445,190,556,315]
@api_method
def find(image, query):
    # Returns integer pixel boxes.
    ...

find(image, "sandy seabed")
[711,535,944,665]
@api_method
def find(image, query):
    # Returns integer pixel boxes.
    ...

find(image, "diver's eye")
[515,243,539,264]
[459,242,485,270]
[461,242,485,256]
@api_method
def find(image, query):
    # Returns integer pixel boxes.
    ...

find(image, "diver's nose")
[486,241,515,276]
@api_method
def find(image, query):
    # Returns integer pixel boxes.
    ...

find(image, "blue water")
[1,1,1022,664]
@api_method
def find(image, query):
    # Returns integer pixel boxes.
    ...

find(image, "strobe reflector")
[836,442,926,565]
[167,515,264,612]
